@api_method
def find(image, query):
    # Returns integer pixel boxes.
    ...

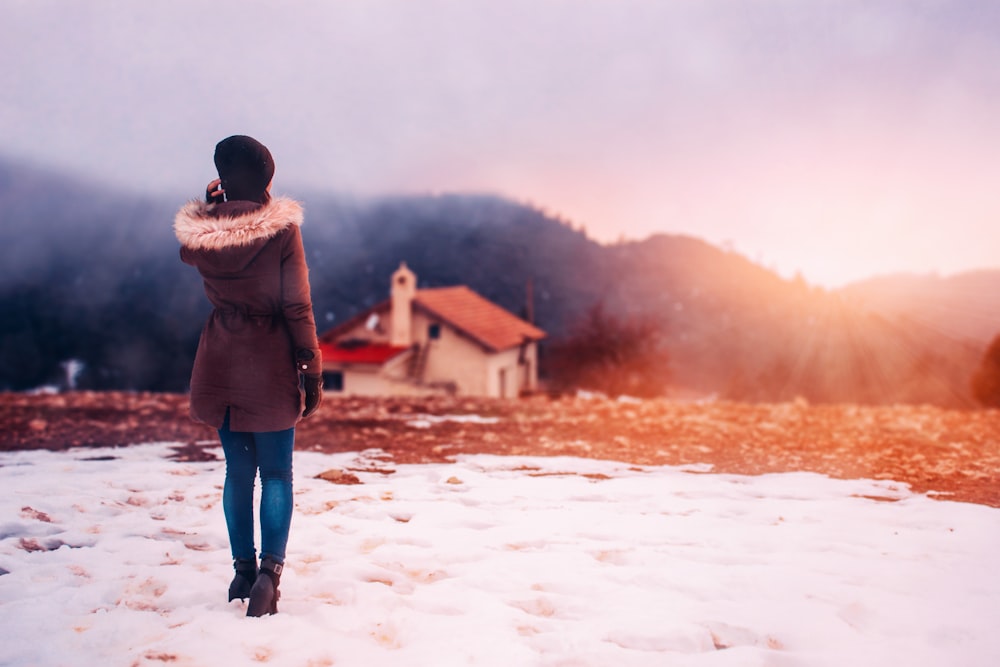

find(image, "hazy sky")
[3,0,999,287]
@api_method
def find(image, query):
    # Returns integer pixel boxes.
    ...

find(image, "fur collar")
[174,196,304,251]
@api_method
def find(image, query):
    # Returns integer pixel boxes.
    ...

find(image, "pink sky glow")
[2,1,998,287]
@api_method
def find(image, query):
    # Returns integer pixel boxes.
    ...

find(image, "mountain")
[0,158,207,390]
[294,191,608,339]
[0,156,992,406]
[840,272,1000,346]
[597,236,985,405]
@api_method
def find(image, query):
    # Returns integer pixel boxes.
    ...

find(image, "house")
[318,262,546,397]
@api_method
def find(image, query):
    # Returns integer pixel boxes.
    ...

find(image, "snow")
[1,442,998,666]
[406,414,501,428]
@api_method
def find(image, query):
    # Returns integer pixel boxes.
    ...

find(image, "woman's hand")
[206,178,225,203]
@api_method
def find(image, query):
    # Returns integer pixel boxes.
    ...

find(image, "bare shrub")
[544,303,670,398]
[972,334,1000,407]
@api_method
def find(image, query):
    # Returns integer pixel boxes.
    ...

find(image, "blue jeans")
[218,411,294,563]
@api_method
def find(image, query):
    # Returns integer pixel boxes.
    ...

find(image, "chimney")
[390,262,416,347]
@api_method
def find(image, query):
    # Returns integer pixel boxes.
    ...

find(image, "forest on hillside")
[1,157,998,407]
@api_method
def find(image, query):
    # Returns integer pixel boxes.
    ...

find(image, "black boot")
[246,556,282,617]
[228,557,258,602]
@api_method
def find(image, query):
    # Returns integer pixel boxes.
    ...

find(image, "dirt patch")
[2,391,999,507]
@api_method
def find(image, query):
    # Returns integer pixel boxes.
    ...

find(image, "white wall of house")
[413,311,540,397]
[483,338,540,398]
[338,367,388,395]
[327,311,541,398]
[485,347,524,398]
[411,310,491,396]
[334,369,443,397]
[520,343,539,393]
[330,353,441,397]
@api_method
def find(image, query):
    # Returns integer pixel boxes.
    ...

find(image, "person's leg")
[218,411,258,561]
[245,426,293,616]
[254,426,295,563]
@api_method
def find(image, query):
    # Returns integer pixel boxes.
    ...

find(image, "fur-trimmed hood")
[174,196,304,251]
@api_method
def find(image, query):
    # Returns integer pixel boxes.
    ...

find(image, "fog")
[3,0,1000,286]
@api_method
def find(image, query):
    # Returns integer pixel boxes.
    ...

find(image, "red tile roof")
[320,341,409,365]
[318,284,546,358]
[414,286,545,352]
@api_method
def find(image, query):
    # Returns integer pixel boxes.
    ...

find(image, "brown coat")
[174,196,321,432]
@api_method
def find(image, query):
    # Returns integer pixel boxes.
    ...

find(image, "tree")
[544,303,670,398]
[972,333,1000,407]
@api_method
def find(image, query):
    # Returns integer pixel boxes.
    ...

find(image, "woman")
[174,135,323,616]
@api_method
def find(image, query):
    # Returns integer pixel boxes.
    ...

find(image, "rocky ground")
[2,391,999,507]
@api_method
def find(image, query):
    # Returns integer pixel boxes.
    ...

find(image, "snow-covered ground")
[1,442,997,666]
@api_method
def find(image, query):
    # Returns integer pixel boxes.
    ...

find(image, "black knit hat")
[214,135,275,204]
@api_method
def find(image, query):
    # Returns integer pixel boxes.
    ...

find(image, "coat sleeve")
[280,225,322,375]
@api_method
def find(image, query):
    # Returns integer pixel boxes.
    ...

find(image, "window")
[428,323,441,340]
[323,371,344,392]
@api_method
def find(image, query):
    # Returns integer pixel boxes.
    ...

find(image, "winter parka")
[174,196,321,432]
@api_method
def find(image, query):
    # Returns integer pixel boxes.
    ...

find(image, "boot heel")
[247,557,283,617]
